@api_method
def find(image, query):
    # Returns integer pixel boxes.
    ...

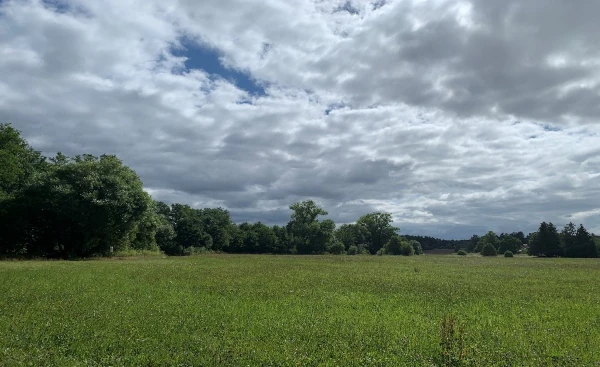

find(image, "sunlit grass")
[0,255,599,366]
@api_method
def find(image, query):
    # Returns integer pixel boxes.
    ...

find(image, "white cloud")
[0,0,599,238]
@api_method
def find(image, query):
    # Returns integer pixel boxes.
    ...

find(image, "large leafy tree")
[334,223,369,251]
[356,212,398,254]
[169,204,212,253]
[476,231,499,252]
[498,235,522,254]
[287,200,333,254]
[200,208,233,251]
[0,123,47,200]
[0,154,153,258]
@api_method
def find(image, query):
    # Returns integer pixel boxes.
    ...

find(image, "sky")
[1,0,599,239]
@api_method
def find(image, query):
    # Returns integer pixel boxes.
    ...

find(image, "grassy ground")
[0,254,599,366]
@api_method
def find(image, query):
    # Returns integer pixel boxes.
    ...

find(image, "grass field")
[1,254,599,366]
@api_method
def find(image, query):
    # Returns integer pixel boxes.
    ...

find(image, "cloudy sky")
[1,0,599,238]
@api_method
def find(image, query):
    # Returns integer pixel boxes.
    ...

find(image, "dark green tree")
[170,204,212,254]
[498,235,521,254]
[528,222,562,257]
[272,225,291,253]
[574,224,597,258]
[0,154,153,258]
[334,223,368,250]
[476,231,499,253]
[409,239,423,255]
[287,200,333,254]
[467,234,479,252]
[481,243,497,256]
[200,208,233,251]
[384,235,414,256]
[0,123,47,200]
[560,222,577,257]
[356,212,398,254]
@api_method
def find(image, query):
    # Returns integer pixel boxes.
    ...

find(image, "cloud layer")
[1,0,599,238]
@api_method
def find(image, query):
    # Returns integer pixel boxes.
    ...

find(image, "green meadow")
[1,254,599,366]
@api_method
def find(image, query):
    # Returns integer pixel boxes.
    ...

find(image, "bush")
[504,250,514,257]
[384,236,414,256]
[327,240,345,255]
[376,248,386,256]
[400,241,415,256]
[481,243,498,256]
[457,250,467,256]
[347,245,359,255]
[410,240,423,255]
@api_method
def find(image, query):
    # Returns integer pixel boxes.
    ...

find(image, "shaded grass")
[0,255,599,366]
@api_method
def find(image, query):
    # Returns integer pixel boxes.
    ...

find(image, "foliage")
[0,153,152,258]
[326,239,345,255]
[504,250,514,257]
[562,223,598,258]
[383,235,414,256]
[481,243,497,256]
[410,240,423,255]
[0,123,47,200]
[334,223,368,250]
[466,235,479,252]
[356,212,398,254]
[476,231,498,253]
[457,250,467,256]
[347,245,359,255]
[498,235,521,254]
[287,200,333,254]
[404,235,469,251]
[528,222,563,257]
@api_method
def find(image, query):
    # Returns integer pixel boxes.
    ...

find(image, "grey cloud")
[1,0,599,239]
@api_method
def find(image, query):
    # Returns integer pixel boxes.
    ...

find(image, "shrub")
[400,241,415,256]
[481,243,498,256]
[504,250,514,257]
[410,240,424,255]
[347,245,359,255]
[457,250,467,256]
[376,248,386,256]
[384,236,414,256]
[327,240,345,255]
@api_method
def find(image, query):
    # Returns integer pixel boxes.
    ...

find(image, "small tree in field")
[481,243,497,256]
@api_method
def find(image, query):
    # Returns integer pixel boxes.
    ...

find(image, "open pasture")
[1,254,599,366]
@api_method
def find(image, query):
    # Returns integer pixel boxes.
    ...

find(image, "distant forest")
[1,123,598,259]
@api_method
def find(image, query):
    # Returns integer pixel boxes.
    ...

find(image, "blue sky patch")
[40,0,91,17]
[171,38,266,97]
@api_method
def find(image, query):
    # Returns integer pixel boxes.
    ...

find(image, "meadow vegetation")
[1,254,599,366]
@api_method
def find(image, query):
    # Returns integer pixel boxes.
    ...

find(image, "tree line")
[461,222,598,258]
[0,123,422,258]
[0,123,597,259]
